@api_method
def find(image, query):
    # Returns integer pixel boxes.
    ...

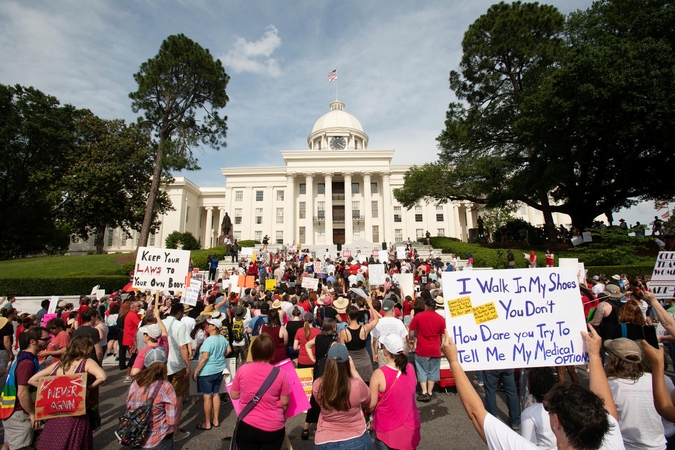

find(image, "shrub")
[0,276,130,296]
[165,231,201,250]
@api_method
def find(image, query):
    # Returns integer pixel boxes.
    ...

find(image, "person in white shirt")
[441,324,625,450]
[371,300,408,368]
[520,368,559,449]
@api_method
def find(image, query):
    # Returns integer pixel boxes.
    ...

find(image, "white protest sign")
[369,264,386,286]
[559,258,585,286]
[357,254,367,263]
[442,268,588,371]
[378,250,388,262]
[396,246,406,260]
[48,296,59,314]
[651,252,675,284]
[301,277,319,290]
[571,236,583,246]
[182,279,201,306]
[398,273,414,300]
[228,275,239,292]
[582,232,592,243]
[132,247,191,290]
[241,247,254,257]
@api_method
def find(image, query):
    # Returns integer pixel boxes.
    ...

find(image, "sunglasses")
[37,337,50,341]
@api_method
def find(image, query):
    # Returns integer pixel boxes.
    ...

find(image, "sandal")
[196,423,212,431]
[301,429,309,440]
[213,422,220,427]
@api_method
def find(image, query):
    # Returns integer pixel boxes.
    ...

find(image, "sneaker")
[123,376,132,383]
[428,392,437,400]
[478,381,484,387]
[417,393,430,402]
[174,430,190,442]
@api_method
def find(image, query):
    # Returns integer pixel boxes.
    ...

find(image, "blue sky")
[0,0,664,227]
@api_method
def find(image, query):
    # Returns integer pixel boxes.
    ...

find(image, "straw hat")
[200,305,216,315]
[334,296,349,311]
[271,300,282,310]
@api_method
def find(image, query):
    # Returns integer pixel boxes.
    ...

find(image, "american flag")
[328,69,337,82]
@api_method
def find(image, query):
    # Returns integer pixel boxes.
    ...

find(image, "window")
[351,182,360,194]
[371,200,379,218]
[415,205,422,212]
[353,224,361,236]
[395,229,403,242]
[185,206,190,223]
[372,225,380,243]
[149,232,155,246]
[371,182,378,194]
[299,227,306,244]
[277,190,284,201]
[254,231,262,242]
[299,202,306,219]
[352,201,360,219]
[255,208,263,225]
[437,228,445,237]
[276,231,283,245]
[299,183,306,195]
[317,201,325,219]
[436,213,444,221]
[235,191,243,202]
[415,214,423,222]
[318,183,325,195]
[276,208,284,224]
[255,190,263,201]
[122,230,132,246]
[234,208,242,225]
[394,206,402,223]
[106,228,114,247]
[199,213,203,229]
[416,229,424,238]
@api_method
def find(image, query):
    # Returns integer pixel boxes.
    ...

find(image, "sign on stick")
[650,251,675,298]
[369,264,386,286]
[132,247,191,290]
[441,268,588,371]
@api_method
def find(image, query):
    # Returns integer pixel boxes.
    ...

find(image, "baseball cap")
[381,334,404,355]
[139,324,161,339]
[605,338,641,363]
[382,300,395,312]
[207,318,223,329]
[144,347,167,367]
[327,344,349,364]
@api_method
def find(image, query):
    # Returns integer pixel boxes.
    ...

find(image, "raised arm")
[582,324,618,421]
[642,340,675,422]
[363,296,379,334]
[644,292,675,337]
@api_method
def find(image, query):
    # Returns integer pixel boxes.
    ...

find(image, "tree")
[165,231,200,250]
[129,34,230,249]
[59,112,173,253]
[0,84,79,259]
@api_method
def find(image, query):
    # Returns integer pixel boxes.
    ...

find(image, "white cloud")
[221,25,282,77]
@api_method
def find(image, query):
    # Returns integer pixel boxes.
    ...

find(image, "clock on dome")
[329,136,346,150]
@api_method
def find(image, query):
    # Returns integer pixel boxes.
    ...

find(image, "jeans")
[316,431,374,450]
[483,369,521,428]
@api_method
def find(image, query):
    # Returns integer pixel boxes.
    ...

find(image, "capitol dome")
[307,100,369,151]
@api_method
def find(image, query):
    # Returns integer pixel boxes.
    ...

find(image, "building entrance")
[333,228,345,245]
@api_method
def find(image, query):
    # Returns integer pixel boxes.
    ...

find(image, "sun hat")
[603,284,623,298]
[323,296,334,306]
[605,338,641,363]
[207,318,223,329]
[381,334,405,355]
[195,314,207,325]
[435,296,445,308]
[211,311,224,320]
[139,324,161,339]
[327,344,349,364]
[144,347,167,367]
[334,297,349,311]
[382,299,395,312]
[200,305,216,315]
[271,300,282,310]
[234,306,246,319]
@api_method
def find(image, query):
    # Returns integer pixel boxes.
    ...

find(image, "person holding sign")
[29,334,107,450]
[440,325,625,450]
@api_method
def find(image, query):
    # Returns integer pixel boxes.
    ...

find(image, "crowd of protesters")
[2,240,675,450]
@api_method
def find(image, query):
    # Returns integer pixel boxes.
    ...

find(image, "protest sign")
[265,279,277,291]
[301,277,319,290]
[296,368,313,403]
[48,296,59,314]
[241,247,253,257]
[650,251,675,298]
[342,250,352,258]
[369,264,386,286]
[226,359,311,418]
[396,247,406,260]
[441,268,588,371]
[41,313,57,328]
[582,232,592,243]
[398,273,414,300]
[378,250,388,262]
[559,258,585,286]
[181,278,201,306]
[245,276,255,288]
[132,247,191,290]
[34,374,87,420]
[228,275,239,292]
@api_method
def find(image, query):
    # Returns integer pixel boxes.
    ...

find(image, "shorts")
[3,409,34,449]
[403,315,411,326]
[197,372,223,395]
[415,356,440,383]
[168,367,189,397]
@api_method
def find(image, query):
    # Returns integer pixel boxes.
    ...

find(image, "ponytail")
[304,320,311,340]
[393,352,408,375]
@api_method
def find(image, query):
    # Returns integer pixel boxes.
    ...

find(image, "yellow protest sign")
[473,302,499,325]
[448,296,473,317]
[266,279,277,291]
[296,368,314,403]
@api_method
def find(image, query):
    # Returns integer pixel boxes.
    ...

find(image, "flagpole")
[336,69,339,100]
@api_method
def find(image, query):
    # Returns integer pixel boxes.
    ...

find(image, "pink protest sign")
[225,358,311,418]
[41,313,58,328]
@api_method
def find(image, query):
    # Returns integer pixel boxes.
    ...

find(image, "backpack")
[250,316,267,337]
[115,381,163,447]
[232,318,245,342]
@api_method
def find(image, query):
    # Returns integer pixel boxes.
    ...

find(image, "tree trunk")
[537,190,558,242]
[138,143,164,249]
[95,227,105,254]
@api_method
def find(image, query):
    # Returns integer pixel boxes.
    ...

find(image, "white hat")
[381,334,405,355]
[139,324,161,339]
[207,318,222,329]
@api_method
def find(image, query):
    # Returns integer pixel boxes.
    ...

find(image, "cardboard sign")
[396,246,406,260]
[34,374,87,420]
[182,278,201,307]
[245,276,256,288]
[301,277,319,290]
[441,268,588,371]
[265,279,277,291]
[132,247,191,290]
[398,273,414,301]
[226,359,311,419]
[296,367,313,403]
[41,313,58,328]
[369,264,386,286]
[378,250,388,262]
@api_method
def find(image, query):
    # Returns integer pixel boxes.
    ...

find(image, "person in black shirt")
[71,308,102,364]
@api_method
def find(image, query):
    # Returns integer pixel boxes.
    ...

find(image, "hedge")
[0,276,130,296]
[585,264,655,280]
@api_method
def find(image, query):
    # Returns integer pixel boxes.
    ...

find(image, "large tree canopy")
[129,33,230,248]
[395,0,675,232]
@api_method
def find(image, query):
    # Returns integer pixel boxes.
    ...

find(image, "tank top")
[261,324,286,364]
[345,326,366,351]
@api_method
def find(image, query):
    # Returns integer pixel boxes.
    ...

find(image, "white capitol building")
[70,99,570,253]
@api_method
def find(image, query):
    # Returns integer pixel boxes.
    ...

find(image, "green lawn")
[0,253,130,278]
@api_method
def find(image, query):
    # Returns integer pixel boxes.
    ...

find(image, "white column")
[381,171,392,245]
[205,207,213,248]
[363,172,372,242]
[324,172,333,246]
[452,203,461,240]
[286,172,295,245]
[344,171,353,245]
[305,172,314,245]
